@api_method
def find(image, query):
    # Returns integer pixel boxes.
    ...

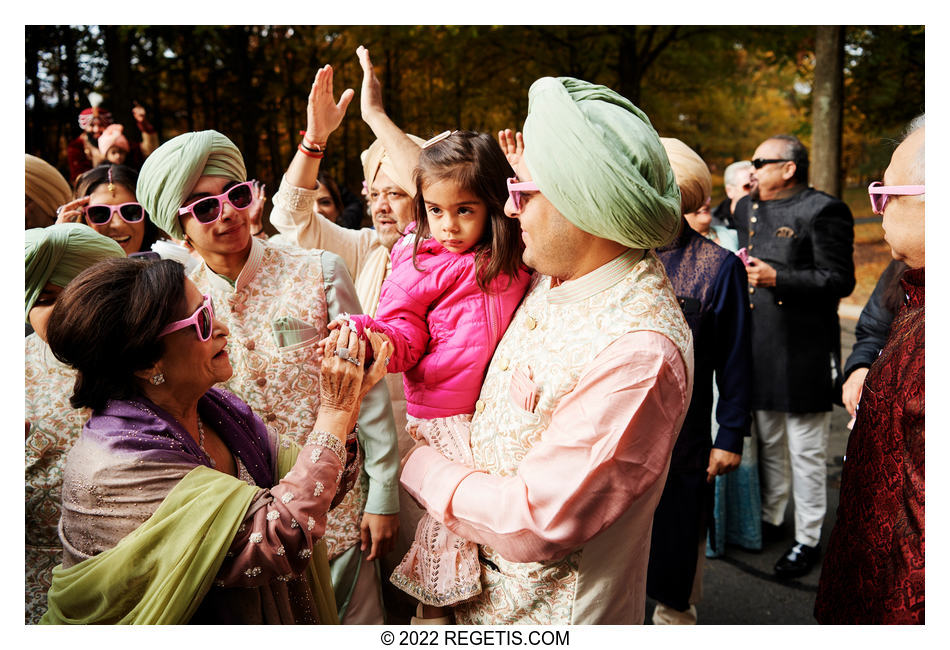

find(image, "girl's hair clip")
[422,130,457,149]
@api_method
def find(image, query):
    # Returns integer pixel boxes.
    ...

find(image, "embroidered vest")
[455,252,692,624]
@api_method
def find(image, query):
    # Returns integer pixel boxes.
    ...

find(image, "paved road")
[645,309,858,624]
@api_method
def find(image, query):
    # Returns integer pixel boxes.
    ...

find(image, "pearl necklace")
[197,417,216,469]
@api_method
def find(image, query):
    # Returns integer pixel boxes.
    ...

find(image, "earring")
[150,372,165,385]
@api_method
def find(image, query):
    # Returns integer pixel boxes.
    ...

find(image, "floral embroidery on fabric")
[266,510,280,521]
[25,334,90,624]
[189,243,368,565]
[391,414,481,606]
[250,532,263,544]
[456,253,692,624]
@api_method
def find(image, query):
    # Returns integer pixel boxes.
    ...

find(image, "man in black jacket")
[733,135,855,579]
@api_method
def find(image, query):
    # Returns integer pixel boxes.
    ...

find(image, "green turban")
[137,130,246,240]
[522,77,681,249]
[25,223,125,322]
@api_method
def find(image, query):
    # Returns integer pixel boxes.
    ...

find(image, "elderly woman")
[136,81,399,625]
[647,138,754,624]
[25,223,126,624]
[41,257,391,624]
[25,154,73,230]
[54,164,166,256]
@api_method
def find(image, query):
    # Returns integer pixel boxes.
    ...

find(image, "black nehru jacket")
[733,188,855,413]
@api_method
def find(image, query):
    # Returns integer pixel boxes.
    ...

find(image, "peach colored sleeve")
[400,331,690,564]
[216,432,346,586]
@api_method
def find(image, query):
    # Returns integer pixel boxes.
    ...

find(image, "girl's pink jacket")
[351,235,531,420]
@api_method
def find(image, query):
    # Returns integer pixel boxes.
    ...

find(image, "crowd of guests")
[25,45,924,625]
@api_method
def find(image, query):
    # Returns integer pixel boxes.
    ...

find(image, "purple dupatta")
[83,387,276,487]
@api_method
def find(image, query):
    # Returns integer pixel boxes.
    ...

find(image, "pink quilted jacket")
[351,235,531,419]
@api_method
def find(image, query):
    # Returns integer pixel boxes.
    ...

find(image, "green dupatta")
[41,443,337,624]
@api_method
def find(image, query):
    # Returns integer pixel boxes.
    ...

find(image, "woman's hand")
[55,196,90,224]
[842,367,869,417]
[319,323,366,425]
[305,64,354,146]
[356,45,386,123]
[498,129,524,169]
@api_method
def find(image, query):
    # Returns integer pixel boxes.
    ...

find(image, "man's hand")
[842,367,869,417]
[356,45,386,124]
[360,512,399,561]
[746,256,777,287]
[305,64,354,146]
[706,448,742,483]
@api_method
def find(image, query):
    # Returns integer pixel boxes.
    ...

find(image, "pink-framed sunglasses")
[507,177,540,212]
[868,181,925,215]
[84,201,146,225]
[178,180,256,225]
[159,294,215,341]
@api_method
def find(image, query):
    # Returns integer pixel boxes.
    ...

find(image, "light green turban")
[25,223,125,322]
[137,130,246,240]
[522,77,681,249]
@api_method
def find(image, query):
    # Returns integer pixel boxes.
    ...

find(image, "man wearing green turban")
[25,222,125,331]
[25,222,124,624]
[400,77,694,624]
[137,126,399,623]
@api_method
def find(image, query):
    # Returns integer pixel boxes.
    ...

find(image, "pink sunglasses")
[178,180,255,225]
[868,181,925,215]
[159,294,215,341]
[507,177,540,212]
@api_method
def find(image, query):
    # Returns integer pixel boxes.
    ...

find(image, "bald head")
[880,119,925,268]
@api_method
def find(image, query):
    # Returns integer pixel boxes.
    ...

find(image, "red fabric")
[815,267,924,624]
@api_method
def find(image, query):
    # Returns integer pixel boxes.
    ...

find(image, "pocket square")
[272,315,320,349]
[509,366,540,413]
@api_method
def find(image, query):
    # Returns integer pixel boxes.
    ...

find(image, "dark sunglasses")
[84,202,146,225]
[178,181,255,225]
[751,158,792,169]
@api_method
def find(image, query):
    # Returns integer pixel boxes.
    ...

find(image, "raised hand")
[356,45,385,122]
[247,181,267,238]
[306,64,355,146]
[498,129,524,169]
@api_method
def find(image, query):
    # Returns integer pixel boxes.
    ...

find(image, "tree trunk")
[103,26,134,142]
[811,26,845,197]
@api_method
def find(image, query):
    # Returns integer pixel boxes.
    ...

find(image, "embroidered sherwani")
[402,250,693,624]
[25,334,88,624]
[188,237,399,618]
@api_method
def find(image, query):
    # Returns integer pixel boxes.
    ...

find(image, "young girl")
[341,127,531,621]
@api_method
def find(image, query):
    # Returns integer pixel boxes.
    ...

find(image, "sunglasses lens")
[86,206,112,224]
[197,306,213,340]
[192,198,221,223]
[227,183,253,209]
[752,160,763,169]
[119,204,144,222]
